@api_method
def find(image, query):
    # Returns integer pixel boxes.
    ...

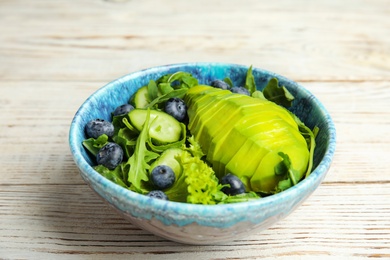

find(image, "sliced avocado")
[250,151,284,193]
[225,139,269,185]
[185,84,310,193]
[187,89,230,130]
[189,95,244,150]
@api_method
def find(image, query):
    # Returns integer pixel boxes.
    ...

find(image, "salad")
[83,67,318,204]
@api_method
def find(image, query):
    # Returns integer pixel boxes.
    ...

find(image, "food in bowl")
[69,63,336,244]
[81,66,318,204]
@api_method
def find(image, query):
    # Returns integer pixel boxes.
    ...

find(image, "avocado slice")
[184,85,310,194]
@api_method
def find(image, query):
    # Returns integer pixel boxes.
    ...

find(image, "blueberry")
[210,79,230,90]
[85,119,114,139]
[147,190,169,200]
[221,173,246,196]
[231,86,250,96]
[151,165,176,190]
[113,104,134,116]
[96,142,123,170]
[164,98,187,122]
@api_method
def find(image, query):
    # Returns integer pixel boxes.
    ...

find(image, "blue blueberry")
[85,119,114,139]
[113,104,134,116]
[210,79,230,90]
[231,86,250,96]
[221,173,246,195]
[151,165,176,190]
[165,98,187,122]
[96,142,123,170]
[147,190,169,200]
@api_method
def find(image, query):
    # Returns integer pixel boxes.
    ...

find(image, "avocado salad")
[83,66,318,204]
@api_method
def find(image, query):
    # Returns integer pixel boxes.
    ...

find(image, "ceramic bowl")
[69,63,336,245]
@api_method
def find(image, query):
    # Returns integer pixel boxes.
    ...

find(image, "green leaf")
[112,127,137,158]
[122,116,137,132]
[126,109,160,193]
[251,90,266,100]
[158,71,198,89]
[158,83,174,95]
[146,88,188,109]
[223,77,234,88]
[82,134,109,156]
[288,111,318,178]
[94,164,128,188]
[216,191,260,204]
[245,65,256,94]
[275,152,302,192]
[167,72,196,86]
[147,80,158,101]
[181,75,199,88]
[263,78,294,107]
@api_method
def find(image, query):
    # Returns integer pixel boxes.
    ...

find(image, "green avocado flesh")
[184,85,310,193]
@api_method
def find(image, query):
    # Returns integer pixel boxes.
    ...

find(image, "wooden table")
[1,0,389,259]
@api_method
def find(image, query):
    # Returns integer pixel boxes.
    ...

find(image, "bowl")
[69,62,336,245]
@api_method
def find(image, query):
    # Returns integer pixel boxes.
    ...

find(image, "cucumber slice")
[150,148,183,177]
[132,86,150,108]
[129,109,182,144]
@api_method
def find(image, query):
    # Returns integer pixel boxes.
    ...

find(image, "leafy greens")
[83,66,318,204]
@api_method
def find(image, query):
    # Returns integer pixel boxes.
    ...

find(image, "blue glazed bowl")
[69,63,336,245]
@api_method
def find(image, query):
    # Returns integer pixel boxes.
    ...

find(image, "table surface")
[1,0,389,259]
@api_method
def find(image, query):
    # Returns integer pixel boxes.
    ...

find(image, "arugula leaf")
[112,127,137,158]
[94,164,128,188]
[147,80,158,101]
[82,134,108,156]
[158,83,174,95]
[126,109,159,193]
[288,112,318,178]
[142,72,198,110]
[223,77,234,88]
[215,191,260,204]
[146,88,188,109]
[156,71,198,89]
[263,78,294,107]
[299,124,318,178]
[245,65,256,94]
[251,90,266,100]
[278,152,300,185]
[166,71,199,88]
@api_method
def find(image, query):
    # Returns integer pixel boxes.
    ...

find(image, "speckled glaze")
[69,63,336,245]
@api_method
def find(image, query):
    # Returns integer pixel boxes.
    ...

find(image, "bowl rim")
[69,62,336,217]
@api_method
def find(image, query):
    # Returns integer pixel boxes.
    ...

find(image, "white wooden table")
[1,0,389,259]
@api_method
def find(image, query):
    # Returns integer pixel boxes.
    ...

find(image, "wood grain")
[1,0,390,82]
[1,184,389,258]
[1,0,389,259]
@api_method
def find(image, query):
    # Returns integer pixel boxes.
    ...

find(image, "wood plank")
[0,183,389,258]
[0,0,389,81]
